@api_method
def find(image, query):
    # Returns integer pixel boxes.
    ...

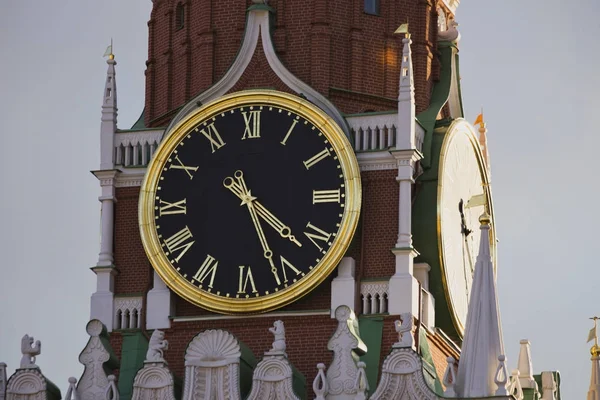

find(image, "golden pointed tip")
[479,212,491,225]
[109,54,115,60]
[591,344,600,357]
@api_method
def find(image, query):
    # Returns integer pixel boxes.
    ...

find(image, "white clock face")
[438,120,493,335]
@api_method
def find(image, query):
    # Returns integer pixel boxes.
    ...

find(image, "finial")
[588,317,599,355]
[479,212,491,226]
[103,39,114,60]
[395,22,410,39]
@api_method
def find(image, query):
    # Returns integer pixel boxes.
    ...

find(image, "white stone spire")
[517,340,536,389]
[397,28,415,150]
[100,52,118,170]
[90,49,119,331]
[589,348,600,400]
[455,213,505,397]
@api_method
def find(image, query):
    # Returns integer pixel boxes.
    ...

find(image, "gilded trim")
[139,90,362,314]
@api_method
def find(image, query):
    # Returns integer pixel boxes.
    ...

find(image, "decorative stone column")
[329,257,356,318]
[388,28,425,317]
[146,271,175,330]
[90,170,119,331]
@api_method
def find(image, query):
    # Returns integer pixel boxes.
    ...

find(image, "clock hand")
[458,199,472,237]
[223,171,280,283]
[223,170,302,247]
[253,202,303,247]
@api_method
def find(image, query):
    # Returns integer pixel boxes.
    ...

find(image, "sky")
[0,0,598,398]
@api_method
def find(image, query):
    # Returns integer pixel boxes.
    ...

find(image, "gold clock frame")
[139,90,361,314]
[436,118,496,336]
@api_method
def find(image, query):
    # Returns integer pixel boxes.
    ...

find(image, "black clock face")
[153,103,347,301]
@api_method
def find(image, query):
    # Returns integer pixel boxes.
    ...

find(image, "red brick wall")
[114,187,152,295]
[144,0,441,127]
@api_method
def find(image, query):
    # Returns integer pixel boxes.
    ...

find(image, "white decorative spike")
[517,339,536,389]
[397,30,415,150]
[105,375,119,400]
[455,214,505,397]
[589,352,600,400]
[509,370,524,400]
[0,362,6,400]
[494,355,508,395]
[66,377,80,400]
[354,362,368,400]
[443,357,457,397]
[100,54,118,170]
[78,320,116,400]
[541,371,557,400]
[313,363,328,400]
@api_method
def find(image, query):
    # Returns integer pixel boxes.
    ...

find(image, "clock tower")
[89,0,477,397]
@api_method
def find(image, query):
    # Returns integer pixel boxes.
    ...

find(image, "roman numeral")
[304,222,332,252]
[198,122,226,153]
[303,148,331,169]
[278,256,302,285]
[169,155,198,179]
[280,119,299,145]
[193,254,218,289]
[241,110,261,139]
[313,189,341,204]
[159,198,187,216]
[163,226,195,262]
[238,265,257,295]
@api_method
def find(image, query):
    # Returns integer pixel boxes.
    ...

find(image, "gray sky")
[0,0,597,398]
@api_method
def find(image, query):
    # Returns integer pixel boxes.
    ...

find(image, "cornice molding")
[357,151,397,171]
[115,169,146,187]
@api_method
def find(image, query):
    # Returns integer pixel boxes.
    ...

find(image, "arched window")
[175,3,185,30]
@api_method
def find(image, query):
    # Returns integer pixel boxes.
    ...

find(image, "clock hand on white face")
[223,171,279,282]
[223,170,302,247]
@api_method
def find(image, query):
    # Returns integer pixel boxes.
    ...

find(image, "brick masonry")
[145,0,442,127]
[109,0,458,393]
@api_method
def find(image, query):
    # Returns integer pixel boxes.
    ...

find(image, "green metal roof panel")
[358,315,385,393]
[117,332,149,400]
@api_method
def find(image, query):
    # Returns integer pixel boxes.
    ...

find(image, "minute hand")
[253,202,303,247]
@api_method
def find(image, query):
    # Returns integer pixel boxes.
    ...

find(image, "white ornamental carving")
[20,335,41,369]
[0,362,7,400]
[77,320,115,400]
[131,329,176,400]
[325,306,366,400]
[114,130,163,148]
[313,363,328,400]
[246,321,299,400]
[246,357,299,400]
[146,330,168,363]
[182,330,241,400]
[266,320,287,356]
[65,377,79,400]
[132,364,176,400]
[114,297,143,330]
[393,313,414,349]
[6,368,46,400]
[370,348,438,400]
